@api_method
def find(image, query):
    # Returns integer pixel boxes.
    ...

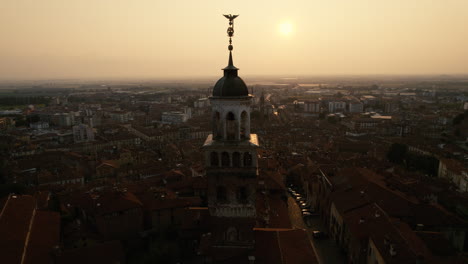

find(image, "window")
[210,152,219,167]
[226,112,237,140]
[232,152,241,167]
[214,111,221,139]
[226,227,238,242]
[221,152,230,167]
[217,186,227,202]
[240,111,248,139]
[237,186,248,204]
[243,152,252,167]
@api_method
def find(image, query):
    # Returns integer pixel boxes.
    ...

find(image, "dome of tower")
[212,74,249,97]
[212,51,249,97]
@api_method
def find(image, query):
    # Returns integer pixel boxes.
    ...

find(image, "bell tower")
[202,14,259,248]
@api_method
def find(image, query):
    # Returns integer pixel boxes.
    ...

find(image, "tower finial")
[223,14,238,52]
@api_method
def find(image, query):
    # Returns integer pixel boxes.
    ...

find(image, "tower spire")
[223,14,238,51]
[223,14,239,70]
[228,50,233,67]
[212,14,248,97]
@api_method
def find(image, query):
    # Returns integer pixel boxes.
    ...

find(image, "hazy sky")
[1,0,467,79]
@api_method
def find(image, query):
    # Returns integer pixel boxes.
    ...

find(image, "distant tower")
[202,14,259,248]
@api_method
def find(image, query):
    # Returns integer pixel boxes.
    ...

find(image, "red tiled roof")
[23,211,61,264]
[61,190,143,216]
[0,195,35,264]
[55,241,125,264]
[34,191,51,210]
[94,191,142,215]
[255,229,318,264]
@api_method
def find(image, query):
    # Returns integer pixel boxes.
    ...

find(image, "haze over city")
[1,0,468,80]
[1,1,468,264]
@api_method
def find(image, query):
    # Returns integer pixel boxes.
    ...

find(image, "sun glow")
[279,21,293,36]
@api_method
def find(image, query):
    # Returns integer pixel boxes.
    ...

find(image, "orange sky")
[1,0,467,79]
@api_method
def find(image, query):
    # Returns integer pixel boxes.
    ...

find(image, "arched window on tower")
[217,186,227,202]
[243,152,252,167]
[226,112,237,140]
[226,227,238,242]
[210,152,219,167]
[221,152,230,167]
[232,152,241,167]
[240,111,248,139]
[214,111,221,139]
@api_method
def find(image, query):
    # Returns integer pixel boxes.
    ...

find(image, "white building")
[304,101,321,113]
[161,111,188,124]
[329,101,346,113]
[30,121,49,130]
[53,113,73,127]
[348,101,364,113]
[109,111,132,123]
[161,107,192,124]
[72,124,94,143]
[194,98,210,108]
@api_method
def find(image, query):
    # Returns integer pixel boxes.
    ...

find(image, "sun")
[279,21,293,36]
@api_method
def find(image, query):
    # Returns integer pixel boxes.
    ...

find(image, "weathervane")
[223,14,238,51]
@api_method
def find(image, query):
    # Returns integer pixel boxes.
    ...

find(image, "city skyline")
[1,0,468,80]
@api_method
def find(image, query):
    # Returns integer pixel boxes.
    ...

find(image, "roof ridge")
[20,206,37,264]
[276,231,285,264]
[0,194,12,219]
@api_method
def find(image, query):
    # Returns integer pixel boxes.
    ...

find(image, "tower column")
[246,113,251,139]
[236,112,241,140]
[222,113,227,140]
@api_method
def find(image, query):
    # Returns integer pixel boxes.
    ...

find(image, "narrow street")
[287,196,346,264]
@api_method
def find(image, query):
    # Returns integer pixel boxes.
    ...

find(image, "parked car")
[302,210,311,215]
[297,197,306,203]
